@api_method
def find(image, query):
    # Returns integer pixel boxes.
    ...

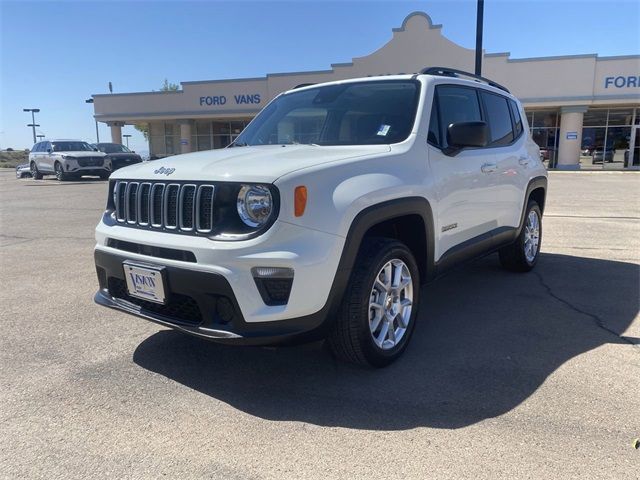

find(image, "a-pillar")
[108,121,125,144]
[557,105,588,170]
[178,120,193,154]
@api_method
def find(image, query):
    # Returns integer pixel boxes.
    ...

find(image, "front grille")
[78,157,104,167]
[108,277,202,325]
[114,181,215,233]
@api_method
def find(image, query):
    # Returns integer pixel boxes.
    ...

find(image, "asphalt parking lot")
[0,170,638,479]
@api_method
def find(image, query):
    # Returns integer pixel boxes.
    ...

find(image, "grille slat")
[114,181,215,234]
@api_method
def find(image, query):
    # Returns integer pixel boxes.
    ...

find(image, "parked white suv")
[94,68,547,367]
[30,139,110,180]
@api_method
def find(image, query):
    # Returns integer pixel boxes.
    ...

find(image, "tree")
[134,79,180,140]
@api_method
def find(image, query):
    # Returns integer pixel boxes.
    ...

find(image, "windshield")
[52,141,95,152]
[233,80,420,146]
[97,143,131,153]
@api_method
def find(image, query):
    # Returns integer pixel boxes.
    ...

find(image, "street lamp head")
[85,98,94,104]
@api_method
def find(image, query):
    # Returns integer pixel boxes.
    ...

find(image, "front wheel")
[499,200,542,272]
[54,162,68,181]
[327,237,420,367]
[30,162,43,180]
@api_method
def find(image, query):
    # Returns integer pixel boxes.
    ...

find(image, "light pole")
[123,134,132,148]
[475,0,485,75]
[23,108,40,144]
[85,98,100,143]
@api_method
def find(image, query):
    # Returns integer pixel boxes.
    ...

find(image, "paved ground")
[0,170,638,479]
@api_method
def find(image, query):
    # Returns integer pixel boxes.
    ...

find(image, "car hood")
[105,152,142,159]
[58,151,106,157]
[110,145,391,183]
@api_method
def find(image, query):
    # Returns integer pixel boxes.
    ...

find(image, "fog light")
[252,267,294,306]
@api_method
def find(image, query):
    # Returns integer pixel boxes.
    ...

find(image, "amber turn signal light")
[294,186,307,217]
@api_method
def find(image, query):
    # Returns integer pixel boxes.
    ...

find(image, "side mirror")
[445,121,489,156]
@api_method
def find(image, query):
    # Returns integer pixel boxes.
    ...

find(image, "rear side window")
[435,86,482,148]
[32,143,41,152]
[481,91,514,146]
[509,99,523,137]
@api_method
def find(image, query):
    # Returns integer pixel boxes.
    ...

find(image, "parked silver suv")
[29,139,110,181]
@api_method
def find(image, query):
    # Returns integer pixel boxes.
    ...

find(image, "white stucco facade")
[92,12,640,169]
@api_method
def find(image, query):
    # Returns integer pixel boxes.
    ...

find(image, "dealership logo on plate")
[154,167,175,176]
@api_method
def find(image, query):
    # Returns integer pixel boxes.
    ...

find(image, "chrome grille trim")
[178,184,197,231]
[163,183,180,230]
[125,182,139,224]
[114,180,216,234]
[196,185,215,233]
[137,182,151,226]
[150,183,165,227]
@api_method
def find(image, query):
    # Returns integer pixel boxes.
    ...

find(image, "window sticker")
[377,124,391,136]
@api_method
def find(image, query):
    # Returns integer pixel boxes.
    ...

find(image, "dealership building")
[91,12,640,169]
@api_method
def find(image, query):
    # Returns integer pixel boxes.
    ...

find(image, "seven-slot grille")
[114,181,215,233]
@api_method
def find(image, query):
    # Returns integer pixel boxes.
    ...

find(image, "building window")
[581,107,636,169]
[526,109,559,168]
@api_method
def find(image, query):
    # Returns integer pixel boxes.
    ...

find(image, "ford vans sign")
[199,94,261,106]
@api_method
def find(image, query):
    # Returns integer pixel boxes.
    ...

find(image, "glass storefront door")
[628,127,640,169]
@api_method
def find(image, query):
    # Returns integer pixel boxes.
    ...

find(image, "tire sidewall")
[356,243,421,366]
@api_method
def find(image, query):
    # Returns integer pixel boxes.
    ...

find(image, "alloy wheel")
[524,210,540,263]
[368,259,414,350]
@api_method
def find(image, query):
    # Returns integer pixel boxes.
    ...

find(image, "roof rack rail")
[420,67,510,93]
[293,83,316,89]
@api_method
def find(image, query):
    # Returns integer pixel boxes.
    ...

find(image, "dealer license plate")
[123,262,166,304]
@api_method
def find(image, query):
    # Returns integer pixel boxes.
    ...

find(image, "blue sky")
[1,0,639,151]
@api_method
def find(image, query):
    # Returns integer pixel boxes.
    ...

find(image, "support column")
[107,121,124,144]
[557,106,588,170]
[178,119,193,154]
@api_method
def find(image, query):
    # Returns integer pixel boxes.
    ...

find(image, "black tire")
[54,162,68,181]
[327,237,420,367]
[30,162,43,180]
[499,200,542,272]
[99,171,111,180]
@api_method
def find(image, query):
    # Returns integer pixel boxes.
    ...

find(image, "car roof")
[286,73,517,101]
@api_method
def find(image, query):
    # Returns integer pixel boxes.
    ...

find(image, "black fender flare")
[516,176,548,237]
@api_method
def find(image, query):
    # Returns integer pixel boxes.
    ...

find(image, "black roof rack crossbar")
[420,67,510,93]
[293,83,316,89]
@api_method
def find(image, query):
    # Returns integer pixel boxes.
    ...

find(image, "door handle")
[481,163,497,173]
[518,155,530,166]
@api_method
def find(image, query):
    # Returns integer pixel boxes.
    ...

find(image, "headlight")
[61,155,75,161]
[237,184,273,227]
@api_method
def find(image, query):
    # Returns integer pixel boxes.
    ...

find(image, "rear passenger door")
[478,90,528,229]
[427,84,498,261]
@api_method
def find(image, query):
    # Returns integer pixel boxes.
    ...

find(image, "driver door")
[427,85,497,262]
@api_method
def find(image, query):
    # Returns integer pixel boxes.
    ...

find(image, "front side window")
[481,91,514,146]
[234,80,420,146]
[435,86,482,148]
[52,141,95,152]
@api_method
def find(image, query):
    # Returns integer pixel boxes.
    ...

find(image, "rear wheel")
[54,162,68,181]
[30,162,42,180]
[327,237,420,367]
[499,200,542,272]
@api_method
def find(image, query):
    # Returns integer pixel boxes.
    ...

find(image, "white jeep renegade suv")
[94,68,547,367]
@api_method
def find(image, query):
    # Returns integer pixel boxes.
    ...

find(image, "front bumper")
[95,249,331,345]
